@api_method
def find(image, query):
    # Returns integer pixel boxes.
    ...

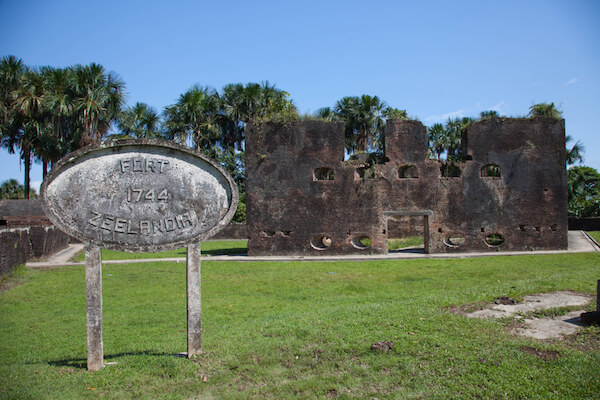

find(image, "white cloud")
[490,100,506,112]
[564,78,579,86]
[424,109,465,123]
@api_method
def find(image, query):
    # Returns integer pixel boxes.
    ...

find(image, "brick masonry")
[245,118,567,255]
[1,200,70,277]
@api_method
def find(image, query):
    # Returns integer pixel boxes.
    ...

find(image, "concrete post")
[85,243,103,371]
[187,242,202,357]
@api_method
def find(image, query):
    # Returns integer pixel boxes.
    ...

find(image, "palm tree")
[313,107,338,121]
[0,178,25,199]
[254,81,297,121]
[334,95,387,154]
[220,81,297,151]
[40,66,75,175]
[567,166,600,217]
[71,63,125,146]
[427,123,445,160]
[8,67,46,198]
[0,57,26,187]
[163,85,224,154]
[528,102,563,119]
[118,102,161,138]
[0,56,25,128]
[221,83,249,150]
[565,134,584,165]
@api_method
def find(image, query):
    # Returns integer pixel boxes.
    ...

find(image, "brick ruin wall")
[0,200,70,277]
[245,118,568,256]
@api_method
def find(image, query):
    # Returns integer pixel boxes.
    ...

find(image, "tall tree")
[220,81,297,150]
[313,107,338,121]
[568,166,600,217]
[5,67,46,198]
[118,102,161,138]
[0,178,37,199]
[0,57,28,192]
[427,123,445,160]
[71,63,125,146]
[163,85,224,154]
[565,134,584,166]
[41,66,75,169]
[334,95,387,154]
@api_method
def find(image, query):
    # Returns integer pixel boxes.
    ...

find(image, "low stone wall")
[211,223,247,240]
[568,217,600,231]
[0,228,31,277]
[0,226,70,277]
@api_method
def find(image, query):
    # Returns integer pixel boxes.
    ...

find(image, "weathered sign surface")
[42,139,238,252]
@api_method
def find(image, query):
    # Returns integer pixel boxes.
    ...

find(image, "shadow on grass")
[203,247,247,256]
[47,351,176,369]
[389,247,426,254]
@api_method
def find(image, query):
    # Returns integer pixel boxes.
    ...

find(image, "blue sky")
[1,0,599,192]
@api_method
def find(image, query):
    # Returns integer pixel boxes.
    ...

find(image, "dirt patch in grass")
[0,265,28,293]
[558,326,600,352]
[519,346,561,360]
[445,300,491,315]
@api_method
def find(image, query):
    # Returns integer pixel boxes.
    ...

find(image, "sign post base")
[85,243,103,371]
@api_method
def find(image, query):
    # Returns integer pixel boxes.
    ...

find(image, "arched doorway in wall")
[383,210,432,254]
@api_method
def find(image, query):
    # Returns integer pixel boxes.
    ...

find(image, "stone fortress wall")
[0,200,70,276]
[245,118,567,255]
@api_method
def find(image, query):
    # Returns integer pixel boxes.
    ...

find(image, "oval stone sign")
[41,139,238,252]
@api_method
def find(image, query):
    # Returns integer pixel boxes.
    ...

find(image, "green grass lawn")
[388,236,425,250]
[587,231,600,243]
[71,240,248,262]
[1,253,599,399]
[72,237,429,262]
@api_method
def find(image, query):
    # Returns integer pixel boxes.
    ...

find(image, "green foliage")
[528,102,563,119]
[0,57,125,197]
[1,253,599,398]
[427,117,473,162]
[565,134,585,165]
[232,192,246,223]
[0,178,37,199]
[314,95,407,159]
[118,102,162,138]
[568,166,600,217]
[480,110,501,119]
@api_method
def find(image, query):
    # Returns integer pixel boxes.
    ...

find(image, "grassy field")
[1,252,599,399]
[71,237,429,261]
[588,231,600,243]
[388,236,425,251]
[71,240,248,261]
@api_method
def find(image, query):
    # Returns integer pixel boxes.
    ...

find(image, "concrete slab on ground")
[515,311,586,340]
[466,292,591,319]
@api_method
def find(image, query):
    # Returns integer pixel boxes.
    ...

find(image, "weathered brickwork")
[0,200,70,276]
[246,118,567,255]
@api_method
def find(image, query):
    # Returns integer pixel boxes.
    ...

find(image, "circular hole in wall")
[485,233,505,246]
[351,235,372,249]
[311,235,332,250]
[444,236,465,247]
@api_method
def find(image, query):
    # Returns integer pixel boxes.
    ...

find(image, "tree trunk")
[356,132,368,153]
[43,159,48,179]
[23,147,31,199]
